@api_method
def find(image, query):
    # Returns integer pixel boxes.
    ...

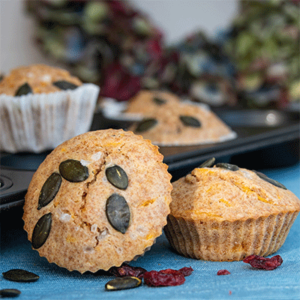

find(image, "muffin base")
[164,212,299,261]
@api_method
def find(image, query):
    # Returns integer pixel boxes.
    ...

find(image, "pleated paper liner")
[0,84,99,153]
[164,211,299,261]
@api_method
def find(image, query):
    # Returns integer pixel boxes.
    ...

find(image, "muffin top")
[0,64,82,96]
[125,90,180,115]
[171,164,300,221]
[130,102,236,146]
[23,129,172,273]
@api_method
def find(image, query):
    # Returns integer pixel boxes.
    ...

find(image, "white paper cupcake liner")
[0,84,99,153]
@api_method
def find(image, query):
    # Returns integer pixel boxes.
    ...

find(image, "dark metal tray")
[1,109,299,211]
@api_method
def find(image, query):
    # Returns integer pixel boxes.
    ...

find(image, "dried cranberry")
[144,270,185,287]
[243,255,283,270]
[159,269,182,276]
[109,263,147,279]
[179,267,194,276]
[217,269,231,275]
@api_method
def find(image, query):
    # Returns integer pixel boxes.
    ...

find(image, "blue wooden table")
[1,163,299,299]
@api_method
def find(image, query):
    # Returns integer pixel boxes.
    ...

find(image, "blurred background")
[0,1,237,70]
[1,0,299,109]
[0,0,299,209]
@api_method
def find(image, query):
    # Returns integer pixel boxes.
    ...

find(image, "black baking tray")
[1,109,299,211]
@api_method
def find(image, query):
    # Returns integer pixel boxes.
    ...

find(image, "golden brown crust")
[130,102,236,146]
[165,166,300,261]
[23,129,172,273]
[126,90,180,115]
[0,64,82,96]
[171,167,300,220]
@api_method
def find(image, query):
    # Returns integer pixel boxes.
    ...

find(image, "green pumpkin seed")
[0,74,4,82]
[153,97,166,105]
[2,269,39,282]
[53,80,78,90]
[15,83,33,96]
[38,173,62,210]
[254,171,287,190]
[135,118,158,132]
[215,163,239,171]
[105,276,141,291]
[180,116,201,128]
[0,289,21,298]
[199,157,215,168]
[106,165,128,190]
[59,159,89,182]
[106,194,130,234]
[32,213,52,249]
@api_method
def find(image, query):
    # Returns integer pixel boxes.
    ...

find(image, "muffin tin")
[1,109,299,211]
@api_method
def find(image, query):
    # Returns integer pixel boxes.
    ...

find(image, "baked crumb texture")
[128,91,236,146]
[164,167,300,261]
[126,90,181,115]
[0,64,82,95]
[23,129,172,273]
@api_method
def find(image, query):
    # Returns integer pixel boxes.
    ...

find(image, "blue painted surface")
[1,163,299,299]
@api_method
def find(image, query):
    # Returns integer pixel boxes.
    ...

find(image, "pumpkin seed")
[254,171,287,190]
[180,116,201,128]
[0,74,4,82]
[32,213,52,249]
[0,289,21,298]
[106,165,128,190]
[135,118,158,132]
[105,276,141,291]
[38,173,62,210]
[2,269,39,282]
[153,97,166,105]
[215,163,239,171]
[199,157,215,168]
[53,80,78,90]
[106,194,130,234]
[15,83,33,96]
[59,159,89,182]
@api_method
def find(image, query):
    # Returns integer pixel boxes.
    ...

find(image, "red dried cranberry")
[144,270,185,287]
[217,269,231,275]
[159,269,182,276]
[109,263,147,279]
[179,267,193,277]
[243,255,283,270]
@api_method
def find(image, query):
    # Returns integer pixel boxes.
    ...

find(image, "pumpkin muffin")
[164,160,300,261]
[0,64,99,153]
[23,129,172,273]
[129,102,236,146]
[125,90,180,115]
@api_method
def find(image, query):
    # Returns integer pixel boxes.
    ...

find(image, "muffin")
[129,102,236,146]
[23,129,172,273]
[125,90,180,115]
[0,64,99,153]
[164,161,300,261]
